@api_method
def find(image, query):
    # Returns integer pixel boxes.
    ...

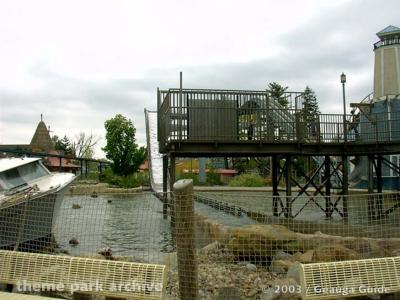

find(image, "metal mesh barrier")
[2,183,400,299]
[182,189,400,299]
[0,189,171,299]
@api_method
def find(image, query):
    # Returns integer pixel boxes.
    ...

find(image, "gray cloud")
[1,0,399,156]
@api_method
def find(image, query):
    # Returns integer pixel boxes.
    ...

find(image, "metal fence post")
[173,179,198,300]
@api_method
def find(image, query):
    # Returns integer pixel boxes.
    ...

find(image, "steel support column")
[285,154,292,218]
[324,155,332,218]
[272,155,279,216]
[342,155,349,219]
[376,155,383,218]
[367,155,375,220]
[170,155,176,228]
[163,155,169,219]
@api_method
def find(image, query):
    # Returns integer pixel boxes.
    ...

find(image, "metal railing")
[158,89,400,148]
[374,38,400,50]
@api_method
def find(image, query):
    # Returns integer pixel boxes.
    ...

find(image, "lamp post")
[340,72,349,219]
[341,72,347,142]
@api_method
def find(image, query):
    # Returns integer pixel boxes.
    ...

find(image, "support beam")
[376,155,383,218]
[272,155,279,216]
[170,155,176,228]
[342,155,349,219]
[324,156,332,218]
[367,155,375,221]
[162,155,168,219]
[285,155,292,218]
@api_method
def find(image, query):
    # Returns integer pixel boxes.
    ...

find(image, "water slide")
[144,109,167,193]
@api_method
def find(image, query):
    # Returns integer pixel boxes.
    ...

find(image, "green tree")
[268,82,289,107]
[52,135,73,155]
[103,114,146,176]
[301,86,320,136]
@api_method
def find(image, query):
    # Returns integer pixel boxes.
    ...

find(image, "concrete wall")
[374,45,400,98]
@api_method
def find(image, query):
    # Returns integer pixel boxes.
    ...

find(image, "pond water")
[53,193,174,263]
[53,191,400,263]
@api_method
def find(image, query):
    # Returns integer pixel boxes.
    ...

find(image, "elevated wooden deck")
[157,88,400,157]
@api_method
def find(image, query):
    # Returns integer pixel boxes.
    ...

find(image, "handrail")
[374,38,400,49]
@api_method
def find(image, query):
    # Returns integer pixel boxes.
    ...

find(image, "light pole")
[341,72,347,142]
[340,72,349,219]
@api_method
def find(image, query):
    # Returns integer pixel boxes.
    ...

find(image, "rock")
[313,244,361,262]
[246,263,257,271]
[273,250,293,261]
[165,245,174,252]
[260,288,280,300]
[287,262,303,283]
[68,238,79,246]
[91,191,98,198]
[270,259,294,273]
[72,203,81,209]
[199,241,221,254]
[298,250,314,263]
[98,247,115,260]
[217,287,242,300]
[343,239,387,259]
[227,225,297,259]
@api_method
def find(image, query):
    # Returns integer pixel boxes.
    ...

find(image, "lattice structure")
[293,257,400,299]
[0,250,166,299]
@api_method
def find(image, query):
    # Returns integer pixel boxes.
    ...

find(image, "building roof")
[30,121,55,152]
[377,25,400,38]
[45,150,80,169]
[45,156,80,169]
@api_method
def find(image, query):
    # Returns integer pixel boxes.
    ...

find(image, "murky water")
[53,193,174,263]
[52,191,400,264]
[53,193,256,263]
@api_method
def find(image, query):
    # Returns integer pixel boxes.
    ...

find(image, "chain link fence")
[1,182,400,299]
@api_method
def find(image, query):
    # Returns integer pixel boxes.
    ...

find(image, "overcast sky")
[0,0,398,158]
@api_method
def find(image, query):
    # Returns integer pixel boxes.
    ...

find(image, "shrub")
[228,173,266,187]
[99,169,149,188]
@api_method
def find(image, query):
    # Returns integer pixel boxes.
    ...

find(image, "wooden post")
[163,155,168,219]
[173,179,198,300]
[272,155,279,216]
